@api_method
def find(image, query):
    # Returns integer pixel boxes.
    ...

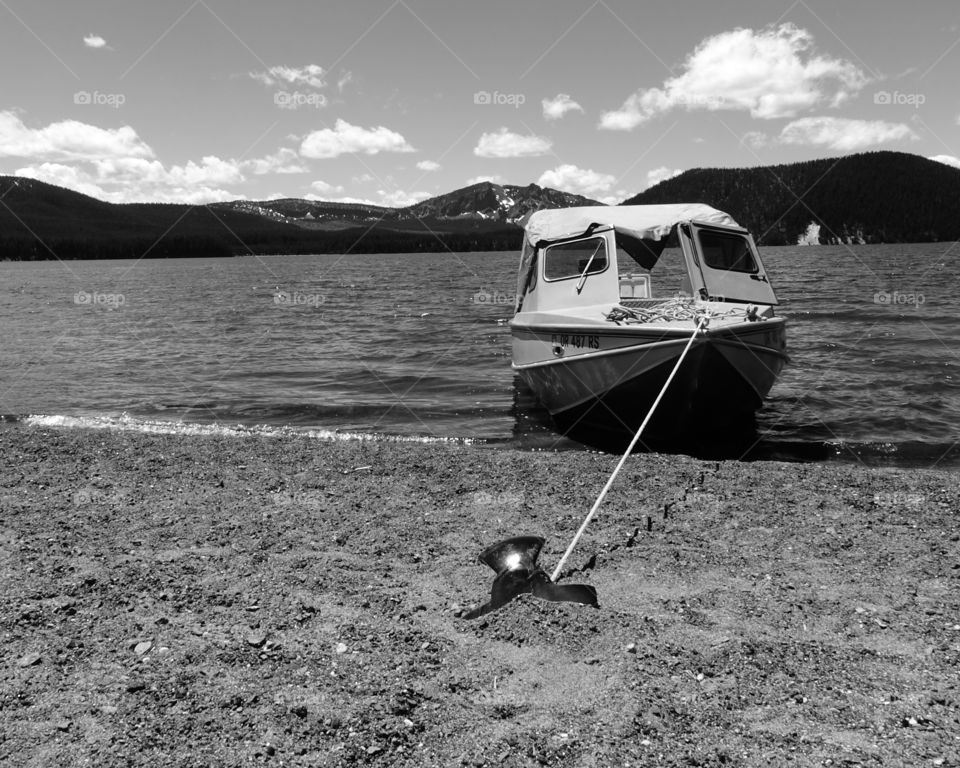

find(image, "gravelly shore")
[2,426,959,767]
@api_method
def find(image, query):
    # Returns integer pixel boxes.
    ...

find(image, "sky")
[1,0,958,206]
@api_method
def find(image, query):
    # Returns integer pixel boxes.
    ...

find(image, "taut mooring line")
[550,313,710,582]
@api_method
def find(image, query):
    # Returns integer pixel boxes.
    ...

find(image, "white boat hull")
[511,317,787,444]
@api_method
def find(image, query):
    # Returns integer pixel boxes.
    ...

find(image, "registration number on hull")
[550,333,600,350]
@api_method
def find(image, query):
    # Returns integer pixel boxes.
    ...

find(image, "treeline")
[0,176,523,260]
[624,151,960,245]
[0,235,234,261]
[0,226,522,261]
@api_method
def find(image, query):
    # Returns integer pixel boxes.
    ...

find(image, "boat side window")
[697,230,758,273]
[543,237,608,281]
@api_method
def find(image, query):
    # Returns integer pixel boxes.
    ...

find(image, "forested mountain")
[3,152,959,260]
[0,178,579,260]
[624,152,960,245]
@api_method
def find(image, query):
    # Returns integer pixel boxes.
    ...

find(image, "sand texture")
[2,427,959,766]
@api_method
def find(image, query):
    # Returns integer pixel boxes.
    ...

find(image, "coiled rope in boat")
[605,297,746,325]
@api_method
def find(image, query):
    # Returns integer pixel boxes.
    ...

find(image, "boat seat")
[619,273,651,299]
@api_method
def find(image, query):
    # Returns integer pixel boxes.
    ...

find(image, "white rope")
[550,313,710,582]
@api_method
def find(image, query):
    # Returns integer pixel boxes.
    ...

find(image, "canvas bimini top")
[515,204,741,310]
[522,203,739,247]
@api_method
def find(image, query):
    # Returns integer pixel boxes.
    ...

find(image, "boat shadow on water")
[509,375,833,462]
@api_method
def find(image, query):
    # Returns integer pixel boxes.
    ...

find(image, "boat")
[509,204,787,448]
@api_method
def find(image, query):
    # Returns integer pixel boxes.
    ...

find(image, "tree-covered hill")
[623,151,960,245]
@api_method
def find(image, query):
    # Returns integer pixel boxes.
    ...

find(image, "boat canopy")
[516,204,739,310]
[523,204,738,246]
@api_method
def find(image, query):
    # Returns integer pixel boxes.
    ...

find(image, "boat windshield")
[697,229,759,273]
[543,237,608,282]
[616,245,692,301]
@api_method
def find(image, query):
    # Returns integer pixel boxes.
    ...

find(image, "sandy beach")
[2,426,958,766]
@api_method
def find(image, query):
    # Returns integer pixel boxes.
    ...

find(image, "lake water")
[1,245,958,467]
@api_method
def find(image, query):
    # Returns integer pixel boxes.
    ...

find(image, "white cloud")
[83,34,107,49]
[377,189,430,207]
[542,94,583,121]
[929,154,960,169]
[243,148,307,175]
[600,24,868,130]
[741,131,769,148]
[416,160,441,172]
[645,166,683,189]
[311,195,382,205]
[779,116,917,150]
[537,164,616,199]
[337,70,353,93]
[0,111,153,161]
[310,179,345,195]
[164,156,245,187]
[250,64,326,89]
[16,156,243,204]
[308,190,429,207]
[466,175,504,185]
[15,162,107,198]
[300,119,415,159]
[474,128,552,158]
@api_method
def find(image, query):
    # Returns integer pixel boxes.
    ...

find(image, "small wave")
[22,413,476,446]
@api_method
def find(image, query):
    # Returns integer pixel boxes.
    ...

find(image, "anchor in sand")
[463,536,597,620]
[466,316,711,619]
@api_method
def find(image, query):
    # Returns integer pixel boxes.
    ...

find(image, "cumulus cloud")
[929,154,960,169]
[473,128,552,158]
[15,162,107,199]
[600,24,868,130]
[0,111,260,203]
[250,64,326,89]
[83,34,107,49]
[309,180,345,195]
[16,156,244,204]
[740,131,769,148]
[466,175,504,185]
[542,94,583,121]
[377,189,431,207]
[308,189,430,207]
[243,147,307,175]
[778,117,917,150]
[0,110,153,161]
[416,160,441,172]
[300,119,415,159]
[537,164,616,199]
[645,167,683,189]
